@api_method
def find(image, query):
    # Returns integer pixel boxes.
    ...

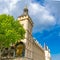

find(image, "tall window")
[1,48,8,57]
[15,42,25,57]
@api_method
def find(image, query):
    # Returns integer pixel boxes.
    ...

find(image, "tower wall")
[44,45,51,60]
[17,7,46,60]
[18,15,33,60]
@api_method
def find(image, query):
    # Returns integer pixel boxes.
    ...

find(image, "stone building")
[44,43,51,60]
[1,6,51,60]
[16,6,51,60]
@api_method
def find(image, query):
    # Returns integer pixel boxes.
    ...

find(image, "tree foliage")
[0,14,25,48]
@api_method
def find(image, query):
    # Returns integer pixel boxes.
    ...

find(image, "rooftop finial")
[44,42,46,49]
[23,5,28,15]
[24,5,28,9]
[44,42,48,50]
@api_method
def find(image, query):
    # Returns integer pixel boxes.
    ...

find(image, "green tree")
[0,14,25,48]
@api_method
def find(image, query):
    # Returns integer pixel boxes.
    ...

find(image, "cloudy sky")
[0,0,60,60]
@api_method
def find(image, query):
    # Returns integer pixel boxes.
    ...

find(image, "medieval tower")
[17,6,51,60]
[18,6,33,60]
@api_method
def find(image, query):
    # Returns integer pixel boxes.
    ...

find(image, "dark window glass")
[15,42,25,57]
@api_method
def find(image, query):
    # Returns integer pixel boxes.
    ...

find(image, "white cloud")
[45,0,60,1]
[45,1,60,25]
[29,3,56,32]
[0,0,56,33]
[42,14,55,24]
[0,0,21,14]
[2,8,9,14]
[8,0,21,11]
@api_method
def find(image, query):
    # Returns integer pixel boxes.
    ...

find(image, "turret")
[18,6,33,58]
[44,43,51,60]
[23,6,28,15]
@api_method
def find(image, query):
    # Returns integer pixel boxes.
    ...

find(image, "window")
[1,48,8,57]
[15,42,25,57]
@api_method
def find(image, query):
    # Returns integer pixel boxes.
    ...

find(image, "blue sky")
[0,0,60,60]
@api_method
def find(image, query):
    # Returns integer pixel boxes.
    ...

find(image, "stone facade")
[44,44,51,60]
[17,7,46,60]
[1,6,51,60]
[0,6,51,60]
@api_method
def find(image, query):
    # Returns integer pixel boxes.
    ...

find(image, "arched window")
[15,42,25,57]
[9,46,15,57]
[1,47,8,57]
